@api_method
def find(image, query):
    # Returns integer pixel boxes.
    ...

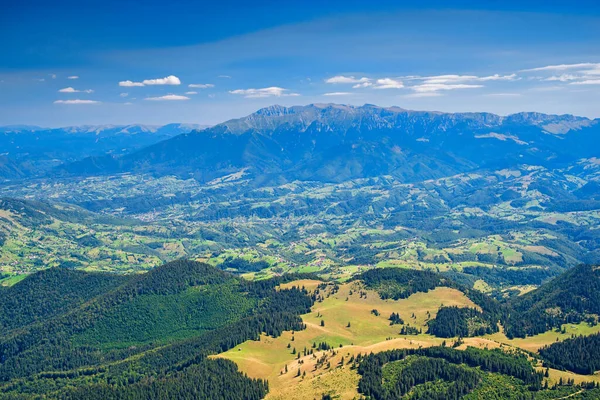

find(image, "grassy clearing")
[219,279,600,399]
[485,323,600,353]
[0,274,27,286]
[219,281,483,399]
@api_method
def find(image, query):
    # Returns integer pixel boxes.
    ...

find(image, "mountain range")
[0,123,209,179]
[59,104,600,183]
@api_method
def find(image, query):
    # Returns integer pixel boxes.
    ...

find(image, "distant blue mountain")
[0,123,209,179]
[60,104,600,183]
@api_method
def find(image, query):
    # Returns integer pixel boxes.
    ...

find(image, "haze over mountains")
[54,104,600,184]
[0,123,208,179]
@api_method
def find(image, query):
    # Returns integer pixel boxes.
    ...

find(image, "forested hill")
[0,267,128,333]
[0,260,314,399]
[61,104,600,183]
[503,264,600,338]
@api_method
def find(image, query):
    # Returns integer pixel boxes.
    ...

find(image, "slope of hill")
[0,267,128,333]
[62,104,600,183]
[0,260,313,399]
[504,265,600,338]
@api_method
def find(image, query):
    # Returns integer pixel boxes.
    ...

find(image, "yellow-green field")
[219,281,487,399]
[485,323,600,353]
[218,280,600,399]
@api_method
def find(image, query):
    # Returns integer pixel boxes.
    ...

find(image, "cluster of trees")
[389,312,404,325]
[59,359,269,400]
[357,268,443,300]
[461,266,556,287]
[357,346,543,400]
[399,325,421,335]
[218,257,270,273]
[427,306,498,338]
[540,333,600,375]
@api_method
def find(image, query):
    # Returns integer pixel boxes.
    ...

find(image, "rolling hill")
[503,264,600,338]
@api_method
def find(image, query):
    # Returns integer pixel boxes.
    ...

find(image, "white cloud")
[142,75,181,85]
[411,83,483,93]
[145,94,190,101]
[119,75,181,87]
[67,76,79,79]
[416,74,517,84]
[352,82,373,88]
[403,92,443,98]
[54,99,100,104]
[120,93,129,97]
[373,78,404,89]
[119,80,145,87]
[218,75,232,78]
[325,75,370,84]
[484,93,522,97]
[229,87,299,98]
[545,74,579,82]
[323,92,352,96]
[520,63,598,72]
[49,74,57,79]
[570,79,600,85]
[188,83,215,88]
[520,63,600,86]
[58,87,94,93]
[185,91,198,95]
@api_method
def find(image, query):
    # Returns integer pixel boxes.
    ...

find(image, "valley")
[1,105,600,399]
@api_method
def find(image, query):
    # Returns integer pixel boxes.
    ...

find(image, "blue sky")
[1,0,599,126]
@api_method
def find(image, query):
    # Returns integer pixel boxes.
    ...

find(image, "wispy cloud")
[218,75,232,79]
[325,73,513,92]
[571,79,600,85]
[229,87,299,98]
[185,91,198,95]
[411,83,483,93]
[120,93,129,97]
[416,74,517,84]
[521,63,600,86]
[67,76,79,79]
[403,92,443,98]
[403,73,514,94]
[145,94,190,101]
[188,83,214,88]
[484,92,522,97]
[58,87,94,93]
[54,99,100,104]
[520,63,599,72]
[545,74,579,82]
[323,92,352,96]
